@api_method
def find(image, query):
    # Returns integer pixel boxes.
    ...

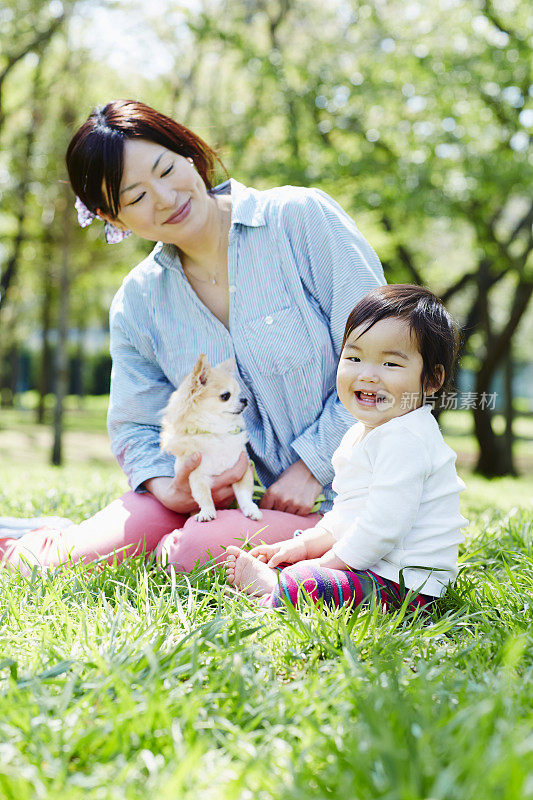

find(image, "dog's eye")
[220,392,231,402]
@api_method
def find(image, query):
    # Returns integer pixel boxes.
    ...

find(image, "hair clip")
[74,196,132,244]
[103,221,132,244]
[75,196,95,227]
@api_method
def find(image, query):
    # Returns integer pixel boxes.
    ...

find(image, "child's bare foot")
[225,546,277,596]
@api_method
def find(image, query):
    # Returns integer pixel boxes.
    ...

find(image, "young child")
[225,284,468,611]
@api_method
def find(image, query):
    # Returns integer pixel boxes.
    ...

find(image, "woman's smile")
[163,198,192,225]
[112,139,214,246]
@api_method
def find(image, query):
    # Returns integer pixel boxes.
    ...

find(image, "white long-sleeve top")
[320,404,467,596]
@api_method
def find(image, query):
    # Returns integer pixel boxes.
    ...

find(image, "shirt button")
[229,285,236,293]
[265,316,273,325]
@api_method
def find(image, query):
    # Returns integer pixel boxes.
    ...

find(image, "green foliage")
[2,0,532,350]
[0,0,532,473]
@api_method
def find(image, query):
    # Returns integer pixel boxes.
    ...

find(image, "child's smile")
[355,390,377,405]
[337,317,433,434]
[353,389,394,409]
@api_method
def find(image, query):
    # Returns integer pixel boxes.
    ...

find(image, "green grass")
[6,392,111,434]
[0,398,532,798]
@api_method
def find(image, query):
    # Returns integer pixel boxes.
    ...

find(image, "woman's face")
[106,139,213,245]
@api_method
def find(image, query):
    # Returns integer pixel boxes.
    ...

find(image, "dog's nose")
[240,397,247,408]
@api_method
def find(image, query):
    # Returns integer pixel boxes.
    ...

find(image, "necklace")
[183,201,230,286]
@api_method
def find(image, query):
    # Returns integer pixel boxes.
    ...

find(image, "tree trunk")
[51,190,71,466]
[267,2,301,166]
[37,263,54,424]
[8,345,19,400]
[0,62,41,317]
[503,345,516,475]
[472,407,504,477]
[74,324,85,408]
[471,337,510,477]
[472,358,515,477]
[472,261,504,475]
[0,345,19,407]
[472,267,532,476]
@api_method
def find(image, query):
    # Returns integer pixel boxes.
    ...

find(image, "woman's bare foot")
[225,546,277,596]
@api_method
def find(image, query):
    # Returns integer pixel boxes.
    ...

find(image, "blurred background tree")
[0,0,531,475]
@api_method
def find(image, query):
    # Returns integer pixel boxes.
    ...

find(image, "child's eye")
[346,356,360,363]
[128,192,145,206]
[161,164,173,177]
[220,392,231,401]
[384,362,400,367]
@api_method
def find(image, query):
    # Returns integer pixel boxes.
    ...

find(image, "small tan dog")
[160,354,262,523]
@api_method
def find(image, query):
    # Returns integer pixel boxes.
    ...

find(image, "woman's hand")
[259,460,322,516]
[249,537,309,568]
[145,452,249,514]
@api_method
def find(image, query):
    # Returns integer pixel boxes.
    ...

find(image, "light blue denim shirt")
[108,179,385,510]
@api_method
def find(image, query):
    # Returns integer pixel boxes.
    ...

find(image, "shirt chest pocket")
[243,306,313,375]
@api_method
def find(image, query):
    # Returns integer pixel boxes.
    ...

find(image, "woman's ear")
[96,209,127,230]
[425,364,445,396]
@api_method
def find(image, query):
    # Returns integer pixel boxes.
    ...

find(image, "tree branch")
[381,215,424,284]
[0,13,65,130]
[268,0,291,39]
[506,201,533,249]
[482,0,521,45]
[477,278,533,387]
[440,271,476,304]
[0,58,43,315]
[456,267,507,354]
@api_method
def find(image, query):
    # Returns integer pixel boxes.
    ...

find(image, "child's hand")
[318,550,351,571]
[248,542,281,563]
[249,538,308,568]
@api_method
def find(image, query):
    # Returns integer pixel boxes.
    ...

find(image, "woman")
[0,100,384,573]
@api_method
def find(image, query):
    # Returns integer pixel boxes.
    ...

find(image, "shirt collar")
[225,178,266,227]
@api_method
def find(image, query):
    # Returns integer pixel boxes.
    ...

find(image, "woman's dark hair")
[341,284,460,398]
[66,99,226,219]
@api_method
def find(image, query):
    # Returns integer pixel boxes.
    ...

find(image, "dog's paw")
[241,504,263,521]
[194,508,217,522]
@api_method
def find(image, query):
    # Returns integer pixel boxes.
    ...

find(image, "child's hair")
[341,284,460,398]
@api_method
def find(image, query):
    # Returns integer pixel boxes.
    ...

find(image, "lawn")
[0,397,532,799]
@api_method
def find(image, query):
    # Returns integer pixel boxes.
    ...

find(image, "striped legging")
[257,562,434,611]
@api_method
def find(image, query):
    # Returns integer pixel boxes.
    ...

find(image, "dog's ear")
[191,354,210,387]
[217,357,236,375]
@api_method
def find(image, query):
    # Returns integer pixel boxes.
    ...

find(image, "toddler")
[225,284,468,611]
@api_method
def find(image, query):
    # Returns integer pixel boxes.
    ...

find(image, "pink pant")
[0,491,318,575]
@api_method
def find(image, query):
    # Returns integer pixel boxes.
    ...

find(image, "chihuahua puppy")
[160,354,262,522]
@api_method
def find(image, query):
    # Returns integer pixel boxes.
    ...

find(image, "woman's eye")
[161,164,173,177]
[128,193,145,206]
[220,392,231,401]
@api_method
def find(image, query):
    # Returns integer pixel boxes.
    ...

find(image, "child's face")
[337,317,433,432]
